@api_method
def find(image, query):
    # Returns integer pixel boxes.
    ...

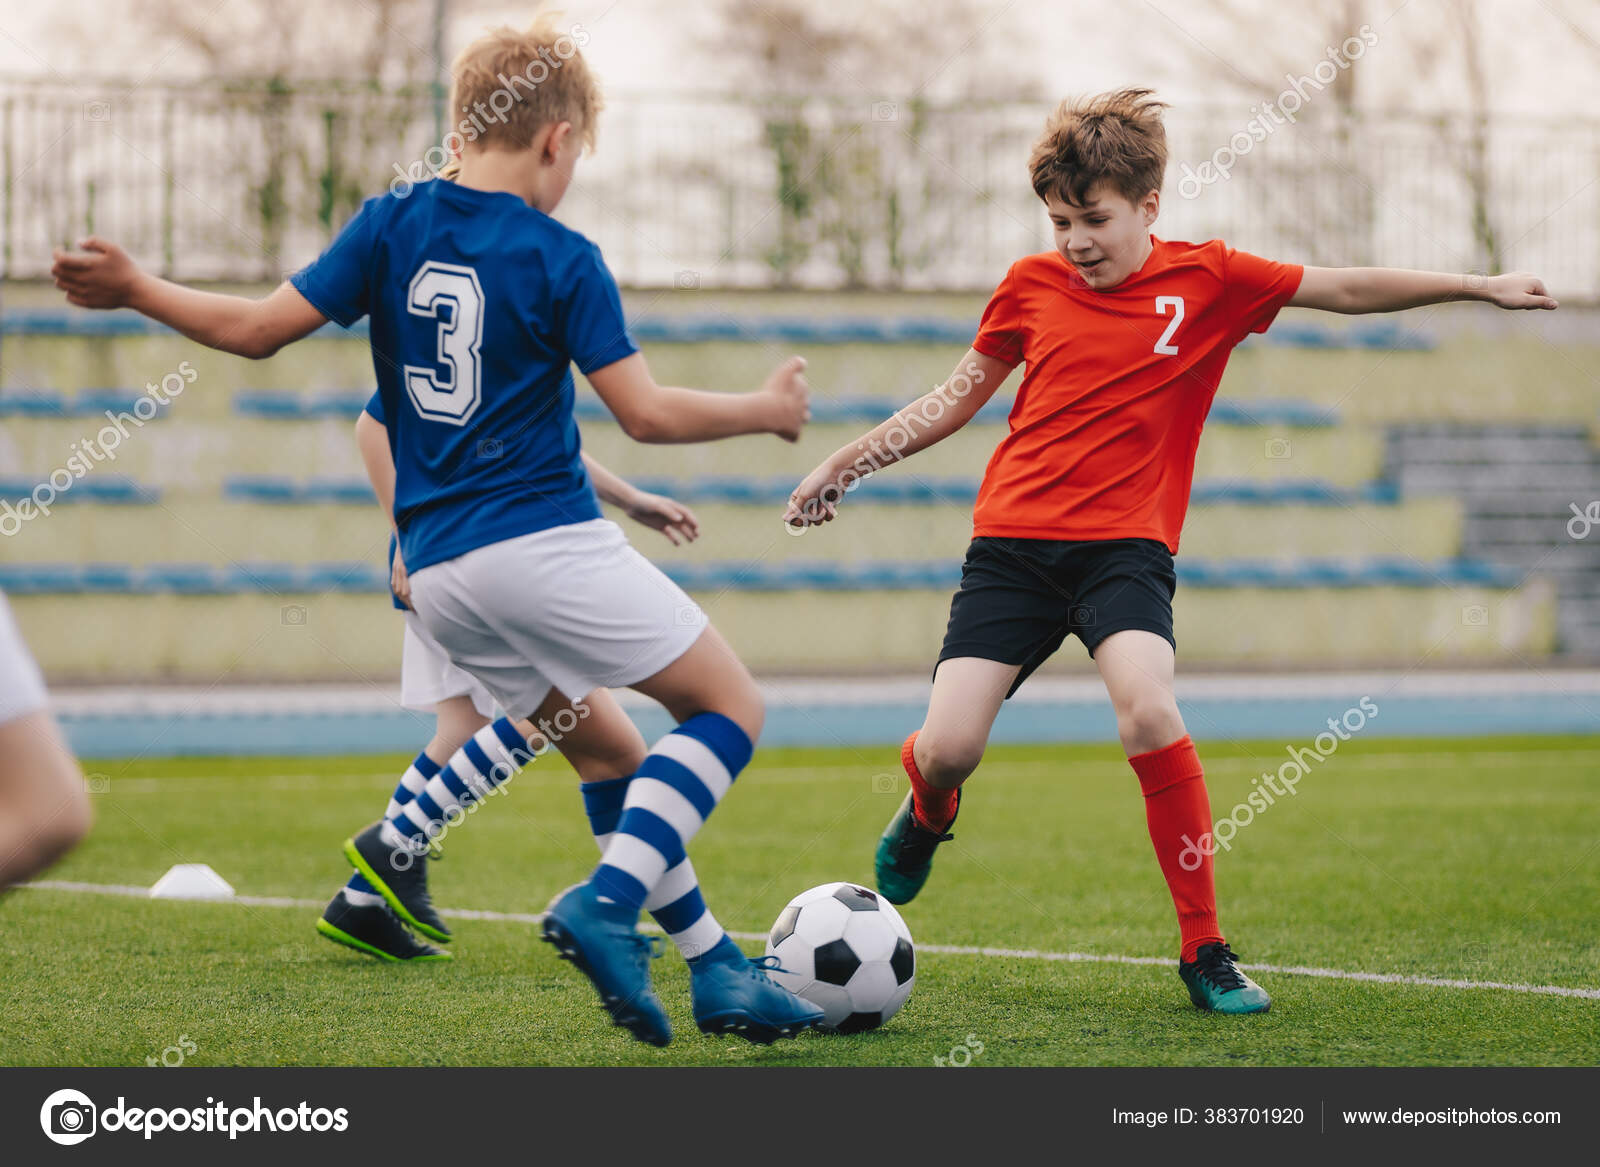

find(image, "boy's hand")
[391,543,413,611]
[761,356,811,442]
[622,491,701,546]
[1482,273,1558,310]
[50,237,145,309]
[784,461,850,528]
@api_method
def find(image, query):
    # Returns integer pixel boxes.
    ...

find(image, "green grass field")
[3,735,1597,1067]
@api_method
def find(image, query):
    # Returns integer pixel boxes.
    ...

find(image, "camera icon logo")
[83,101,112,123]
[872,101,898,121]
[673,270,700,290]
[674,604,701,627]
[1461,604,1489,627]
[1265,437,1292,460]
[280,604,308,627]
[870,773,898,794]
[477,438,503,459]
[40,1088,97,1145]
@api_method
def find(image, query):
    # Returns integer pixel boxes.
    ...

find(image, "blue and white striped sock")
[343,750,442,905]
[582,776,732,962]
[377,717,537,850]
[591,712,752,913]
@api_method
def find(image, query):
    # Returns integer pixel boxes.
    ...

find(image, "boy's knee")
[917,731,985,786]
[1116,696,1184,754]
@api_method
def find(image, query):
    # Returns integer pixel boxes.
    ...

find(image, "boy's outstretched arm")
[50,237,328,359]
[581,453,700,547]
[1288,267,1558,314]
[783,348,1013,528]
[586,352,810,444]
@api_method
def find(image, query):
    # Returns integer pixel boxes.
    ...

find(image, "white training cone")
[149,864,236,901]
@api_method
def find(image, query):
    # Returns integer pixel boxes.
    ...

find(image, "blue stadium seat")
[0,477,158,504]
[0,391,69,417]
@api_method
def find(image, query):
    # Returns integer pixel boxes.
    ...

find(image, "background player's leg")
[340,695,493,912]
[0,711,90,889]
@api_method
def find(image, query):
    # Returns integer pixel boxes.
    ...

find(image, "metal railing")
[5,79,1598,296]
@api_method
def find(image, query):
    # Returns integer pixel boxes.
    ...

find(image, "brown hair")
[1028,88,1169,207]
[448,16,602,154]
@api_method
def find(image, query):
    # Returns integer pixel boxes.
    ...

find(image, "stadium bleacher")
[0,304,1589,684]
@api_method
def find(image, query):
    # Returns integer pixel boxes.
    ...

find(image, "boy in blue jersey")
[52,17,822,1046]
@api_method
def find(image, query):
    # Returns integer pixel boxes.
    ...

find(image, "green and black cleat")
[1179,942,1272,1014]
[315,893,451,963]
[343,820,451,943]
[874,790,958,905]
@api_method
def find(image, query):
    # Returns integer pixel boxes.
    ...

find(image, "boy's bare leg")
[1093,629,1268,1012]
[0,712,90,889]
[874,656,1018,905]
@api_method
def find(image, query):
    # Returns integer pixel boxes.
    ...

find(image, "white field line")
[21,879,1600,1001]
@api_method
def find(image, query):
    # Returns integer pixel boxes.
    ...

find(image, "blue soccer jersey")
[291,179,638,572]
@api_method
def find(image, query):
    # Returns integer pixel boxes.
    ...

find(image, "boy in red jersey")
[784,88,1556,1013]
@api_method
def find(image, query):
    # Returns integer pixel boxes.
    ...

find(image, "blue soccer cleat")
[541,882,673,1047]
[690,941,826,1044]
[1179,942,1272,1014]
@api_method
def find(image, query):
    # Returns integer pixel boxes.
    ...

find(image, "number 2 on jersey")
[404,261,485,426]
[1153,295,1184,355]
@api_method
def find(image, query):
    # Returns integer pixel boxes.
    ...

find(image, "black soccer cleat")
[874,790,959,905]
[315,893,451,963]
[342,820,451,943]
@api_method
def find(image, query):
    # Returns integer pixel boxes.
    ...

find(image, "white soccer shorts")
[408,519,708,717]
[0,590,49,725]
[400,611,498,718]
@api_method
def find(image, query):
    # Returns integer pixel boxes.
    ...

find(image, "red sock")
[1129,734,1224,963]
[902,732,958,832]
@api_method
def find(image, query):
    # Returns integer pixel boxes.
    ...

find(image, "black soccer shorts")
[935,536,1178,698]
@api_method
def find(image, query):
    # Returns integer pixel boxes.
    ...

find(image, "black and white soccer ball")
[764,881,915,1033]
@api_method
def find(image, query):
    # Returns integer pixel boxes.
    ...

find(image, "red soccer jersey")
[970,237,1303,552]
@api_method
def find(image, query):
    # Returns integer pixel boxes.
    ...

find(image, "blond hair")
[1028,88,1169,206]
[447,16,601,155]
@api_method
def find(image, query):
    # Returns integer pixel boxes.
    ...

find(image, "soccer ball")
[764,881,915,1033]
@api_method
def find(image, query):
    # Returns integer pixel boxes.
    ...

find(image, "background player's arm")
[1288,266,1558,313]
[581,453,700,546]
[353,410,412,605]
[50,237,327,358]
[784,348,1013,527]
[585,352,810,444]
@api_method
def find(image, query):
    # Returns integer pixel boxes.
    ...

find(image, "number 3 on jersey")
[404,261,485,426]
[1153,295,1184,355]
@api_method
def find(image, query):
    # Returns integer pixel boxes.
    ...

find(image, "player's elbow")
[232,328,281,360]
[616,402,670,443]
